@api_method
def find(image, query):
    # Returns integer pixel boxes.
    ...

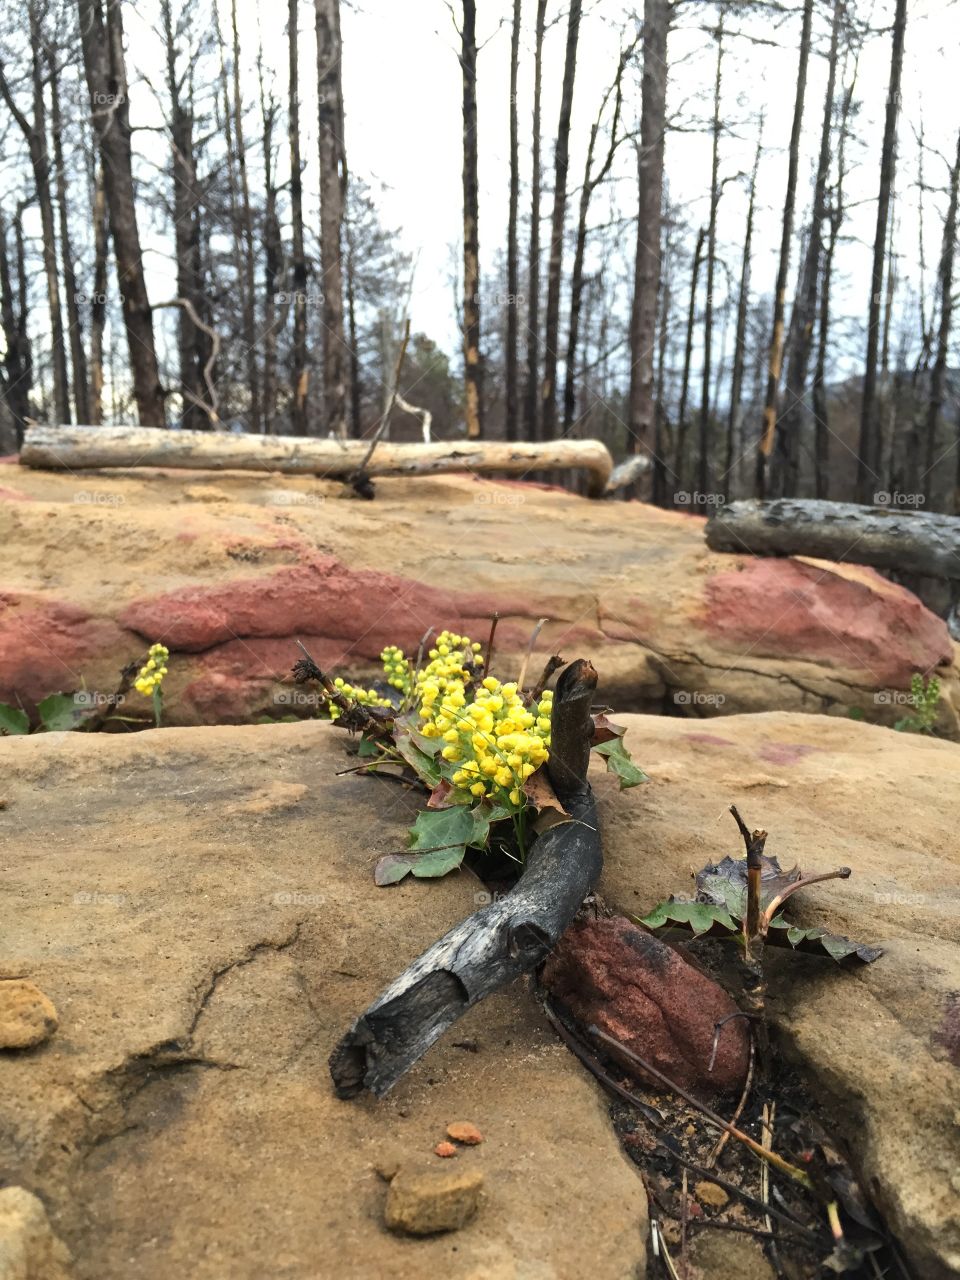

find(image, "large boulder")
[598,710,960,1280]
[2,463,957,733]
[0,721,646,1280]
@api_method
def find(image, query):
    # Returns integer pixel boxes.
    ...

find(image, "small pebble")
[434,1142,458,1158]
[695,1180,730,1210]
[446,1121,483,1145]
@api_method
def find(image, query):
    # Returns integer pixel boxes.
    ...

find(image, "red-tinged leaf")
[591,711,627,745]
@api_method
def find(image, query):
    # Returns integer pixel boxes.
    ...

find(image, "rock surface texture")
[1,463,957,733]
[0,721,646,1280]
[599,711,960,1280]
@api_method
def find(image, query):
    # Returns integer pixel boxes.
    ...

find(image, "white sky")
[9,0,960,392]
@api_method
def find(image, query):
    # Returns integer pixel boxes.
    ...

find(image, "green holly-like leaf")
[374,805,493,886]
[0,703,30,735]
[37,693,79,732]
[696,854,801,917]
[593,737,648,789]
[356,735,381,758]
[769,916,882,963]
[639,899,738,937]
[375,845,467,885]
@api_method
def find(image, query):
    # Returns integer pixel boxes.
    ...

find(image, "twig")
[516,616,548,691]
[529,654,564,701]
[680,1169,689,1279]
[763,867,852,924]
[706,1036,755,1167]
[484,612,500,676]
[291,639,393,736]
[542,1002,818,1238]
[350,317,412,495]
[589,1027,814,1190]
[761,1103,786,1278]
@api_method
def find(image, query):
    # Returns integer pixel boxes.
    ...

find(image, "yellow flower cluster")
[380,645,412,695]
[329,676,392,722]
[421,674,554,809]
[134,643,169,697]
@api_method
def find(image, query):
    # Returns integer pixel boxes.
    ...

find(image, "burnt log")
[329,659,601,1098]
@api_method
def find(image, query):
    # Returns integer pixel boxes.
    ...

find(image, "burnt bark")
[725,123,762,500]
[698,14,724,498]
[460,0,483,438]
[772,0,843,499]
[288,0,309,434]
[77,0,165,425]
[756,0,813,495]
[523,0,548,442]
[316,0,348,438]
[627,0,668,468]
[674,227,705,496]
[924,125,960,509]
[540,0,581,440]
[706,497,960,583]
[505,0,521,442]
[856,0,907,503]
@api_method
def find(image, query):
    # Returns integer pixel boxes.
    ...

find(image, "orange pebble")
[446,1121,483,1145]
[434,1141,458,1158]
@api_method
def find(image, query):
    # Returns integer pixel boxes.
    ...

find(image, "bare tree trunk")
[925,125,960,510]
[773,0,842,499]
[755,0,813,495]
[460,0,483,439]
[162,0,206,430]
[505,0,521,442]
[0,212,32,444]
[674,227,705,497]
[288,0,309,434]
[259,55,281,435]
[523,0,547,442]
[230,0,262,433]
[562,43,630,436]
[812,63,856,500]
[0,3,70,423]
[316,0,348,438]
[652,267,671,506]
[698,13,724,498]
[856,0,906,503]
[725,123,761,500]
[345,211,362,439]
[47,49,89,424]
[89,162,108,425]
[540,0,581,440]
[627,0,669,468]
[77,0,165,426]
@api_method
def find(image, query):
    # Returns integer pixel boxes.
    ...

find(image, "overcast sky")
[122,0,960,379]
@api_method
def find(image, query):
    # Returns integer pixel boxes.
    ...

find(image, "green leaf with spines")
[593,737,648,789]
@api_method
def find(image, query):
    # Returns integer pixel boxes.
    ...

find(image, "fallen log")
[706,498,960,582]
[19,424,614,497]
[328,658,602,1099]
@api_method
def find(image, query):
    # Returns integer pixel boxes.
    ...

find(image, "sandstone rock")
[0,981,58,1050]
[0,722,646,1279]
[384,1164,483,1235]
[598,711,960,1280]
[542,916,750,1097]
[1,469,956,733]
[447,1121,483,1145]
[0,1187,72,1280]
[687,1228,776,1280]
